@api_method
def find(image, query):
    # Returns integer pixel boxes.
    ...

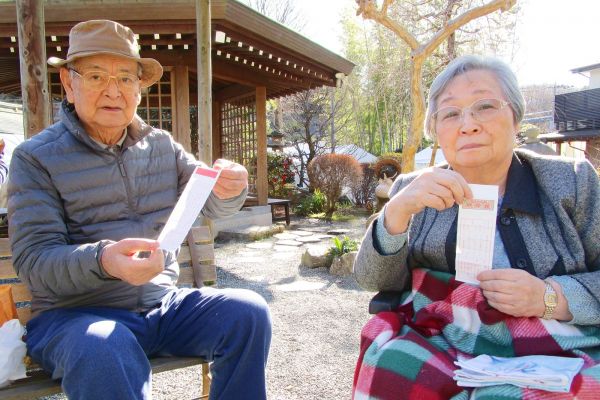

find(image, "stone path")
[235,224,365,285]
[248,228,351,250]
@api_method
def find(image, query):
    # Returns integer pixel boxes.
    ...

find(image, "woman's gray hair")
[425,55,525,138]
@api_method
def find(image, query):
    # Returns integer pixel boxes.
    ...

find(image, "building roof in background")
[571,63,600,74]
[539,129,600,143]
[415,146,446,168]
[0,100,25,165]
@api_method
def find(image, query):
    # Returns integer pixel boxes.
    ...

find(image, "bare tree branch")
[424,0,516,54]
[356,0,518,172]
[356,0,420,49]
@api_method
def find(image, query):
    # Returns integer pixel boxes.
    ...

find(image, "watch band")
[542,281,558,320]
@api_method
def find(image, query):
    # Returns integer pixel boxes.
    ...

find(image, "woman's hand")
[478,269,547,318]
[478,269,573,320]
[384,167,472,234]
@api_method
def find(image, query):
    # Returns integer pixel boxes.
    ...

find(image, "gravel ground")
[44,215,374,400]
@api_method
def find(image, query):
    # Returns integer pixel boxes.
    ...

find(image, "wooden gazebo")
[0,0,355,205]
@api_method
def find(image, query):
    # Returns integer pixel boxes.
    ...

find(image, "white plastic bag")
[0,319,27,388]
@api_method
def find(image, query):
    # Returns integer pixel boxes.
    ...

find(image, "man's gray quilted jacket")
[8,101,244,315]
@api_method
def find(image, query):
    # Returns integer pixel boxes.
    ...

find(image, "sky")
[296,0,600,88]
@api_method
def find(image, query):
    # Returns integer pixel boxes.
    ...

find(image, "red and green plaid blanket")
[353,269,600,400]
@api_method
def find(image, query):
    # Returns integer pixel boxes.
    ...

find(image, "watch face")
[545,292,558,306]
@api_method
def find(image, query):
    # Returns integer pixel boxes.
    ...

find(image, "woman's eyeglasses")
[432,98,511,131]
[69,69,140,93]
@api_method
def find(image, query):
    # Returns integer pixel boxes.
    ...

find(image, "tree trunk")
[402,55,426,173]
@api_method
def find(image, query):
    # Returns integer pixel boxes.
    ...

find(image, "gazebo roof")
[0,0,355,101]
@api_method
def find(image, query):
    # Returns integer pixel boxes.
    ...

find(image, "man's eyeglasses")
[69,69,141,93]
[431,98,511,131]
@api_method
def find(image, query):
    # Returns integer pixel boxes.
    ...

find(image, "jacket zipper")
[114,149,145,309]
[115,149,136,217]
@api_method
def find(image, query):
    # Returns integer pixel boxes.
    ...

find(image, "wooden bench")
[0,226,216,400]
[245,196,291,225]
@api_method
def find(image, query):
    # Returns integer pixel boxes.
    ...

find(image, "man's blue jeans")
[25,287,272,400]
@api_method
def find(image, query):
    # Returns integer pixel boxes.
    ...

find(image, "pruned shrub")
[308,154,363,216]
[351,164,376,209]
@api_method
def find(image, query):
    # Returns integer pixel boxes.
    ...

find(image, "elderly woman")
[353,55,600,399]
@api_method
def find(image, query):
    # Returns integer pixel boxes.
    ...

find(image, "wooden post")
[196,0,212,164]
[212,99,221,162]
[16,0,51,138]
[429,140,439,167]
[330,87,335,153]
[174,66,191,152]
[256,86,268,205]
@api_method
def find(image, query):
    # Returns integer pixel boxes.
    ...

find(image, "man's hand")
[212,159,248,199]
[100,238,164,286]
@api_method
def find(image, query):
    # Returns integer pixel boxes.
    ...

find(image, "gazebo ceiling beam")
[134,50,315,90]
[213,49,308,84]
[214,23,335,83]
[0,21,198,37]
[212,58,312,90]
[214,41,326,74]
[214,83,255,102]
[0,37,199,49]
[0,4,198,24]
[213,44,333,84]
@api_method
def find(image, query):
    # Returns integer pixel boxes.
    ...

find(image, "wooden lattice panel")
[138,69,173,132]
[220,99,257,191]
[48,70,64,122]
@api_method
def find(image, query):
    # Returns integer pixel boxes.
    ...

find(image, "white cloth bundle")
[454,354,584,393]
[0,319,27,388]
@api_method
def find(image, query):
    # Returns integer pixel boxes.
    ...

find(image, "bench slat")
[193,264,217,285]
[190,226,212,243]
[0,258,15,278]
[9,283,31,304]
[177,244,214,264]
[0,357,205,400]
[0,239,10,257]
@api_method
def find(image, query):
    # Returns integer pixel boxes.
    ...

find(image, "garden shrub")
[328,236,359,259]
[294,189,326,216]
[250,152,295,198]
[267,152,295,198]
[307,154,363,216]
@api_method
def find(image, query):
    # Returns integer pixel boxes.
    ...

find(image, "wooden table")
[244,197,291,225]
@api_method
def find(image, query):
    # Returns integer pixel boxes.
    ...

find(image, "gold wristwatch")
[542,281,558,320]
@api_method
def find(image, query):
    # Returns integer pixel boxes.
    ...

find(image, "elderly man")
[8,20,271,400]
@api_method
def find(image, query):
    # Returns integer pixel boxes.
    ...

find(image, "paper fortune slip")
[455,184,499,285]
[157,166,221,252]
